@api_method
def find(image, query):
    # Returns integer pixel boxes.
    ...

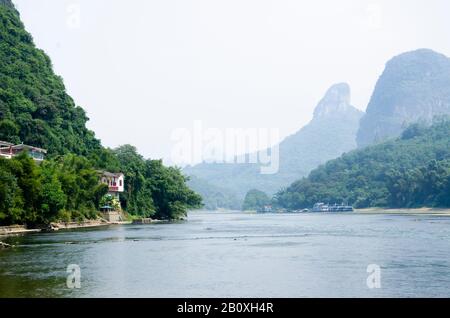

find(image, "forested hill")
[187,175,241,210]
[275,119,450,209]
[185,83,363,207]
[0,1,202,225]
[0,2,101,156]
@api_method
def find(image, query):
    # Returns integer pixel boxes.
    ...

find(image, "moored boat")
[312,203,353,212]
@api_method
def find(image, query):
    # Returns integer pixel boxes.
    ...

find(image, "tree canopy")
[242,189,270,211]
[112,145,202,220]
[275,119,450,209]
[0,146,203,225]
[0,154,108,225]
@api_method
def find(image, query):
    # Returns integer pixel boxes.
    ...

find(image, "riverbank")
[0,225,40,237]
[47,220,132,231]
[0,220,132,238]
[355,207,450,216]
[132,218,160,224]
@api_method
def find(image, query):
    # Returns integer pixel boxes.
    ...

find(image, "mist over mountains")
[185,83,363,208]
[186,49,450,210]
[277,49,450,210]
[276,118,450,209]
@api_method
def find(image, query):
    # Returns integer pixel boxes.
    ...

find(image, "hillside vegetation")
[0,4,101,156]
[275,119,450,209]
[0,2,201,225]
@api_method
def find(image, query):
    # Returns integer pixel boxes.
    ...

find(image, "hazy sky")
[12,0,450,164]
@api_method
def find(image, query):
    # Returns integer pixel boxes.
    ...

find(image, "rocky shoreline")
[44,220,128,232]
[0,220,132,238]
[0,225,41,236]
[0,220,137,249]
[131,218,167,224]
[0,241,13,249]
[1,218,179,247]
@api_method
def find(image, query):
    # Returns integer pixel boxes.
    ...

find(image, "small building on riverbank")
[100,205,124,223]
[99,171,125,200]
[0,141,13,159]
[98,171,125,222]
[0,141,47,163]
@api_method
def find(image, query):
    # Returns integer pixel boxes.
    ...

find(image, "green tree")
[12,153,42,224]
[113,145,202,219]
[146,160,202,219]
[242,189,270,211]
[0,158,24,225]
[0,119,19,143]
[39,169,66,222]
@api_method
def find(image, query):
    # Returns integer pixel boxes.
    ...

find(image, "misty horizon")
[12,0,450,164]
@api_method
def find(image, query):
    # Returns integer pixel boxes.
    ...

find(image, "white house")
[0,141,13,159]
[98,171,125,222]
[0,141,47,162]
[99,171,125,199]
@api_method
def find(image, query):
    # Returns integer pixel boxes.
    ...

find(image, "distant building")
[100,205,124,223]
[0,141,13,147]
[0,141,47,162]
[0,141,13,159]
[98,171,125,222]
[257,205,273,213]
[99,171,125,199]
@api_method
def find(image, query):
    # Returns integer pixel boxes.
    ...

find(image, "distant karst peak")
[313,83,352,119]
[356,48,450,148]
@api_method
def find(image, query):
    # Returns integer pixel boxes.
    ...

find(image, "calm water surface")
[1,211,450,297]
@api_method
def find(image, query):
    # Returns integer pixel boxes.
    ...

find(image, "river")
[1,211,450,297]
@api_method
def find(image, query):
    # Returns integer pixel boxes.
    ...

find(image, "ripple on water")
[2,211,450,297]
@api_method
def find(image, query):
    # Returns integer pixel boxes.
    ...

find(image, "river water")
[1,211,450,298]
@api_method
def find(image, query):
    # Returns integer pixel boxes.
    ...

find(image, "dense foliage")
[0,146,202,225]
[0,4,101,155]
[242,189,270,211]
[112,145,202,220]
[275,120,450,209]
[0,154,108,225]
[0,2,202,225]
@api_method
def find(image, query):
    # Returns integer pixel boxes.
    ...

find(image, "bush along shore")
[0,148,202,227]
